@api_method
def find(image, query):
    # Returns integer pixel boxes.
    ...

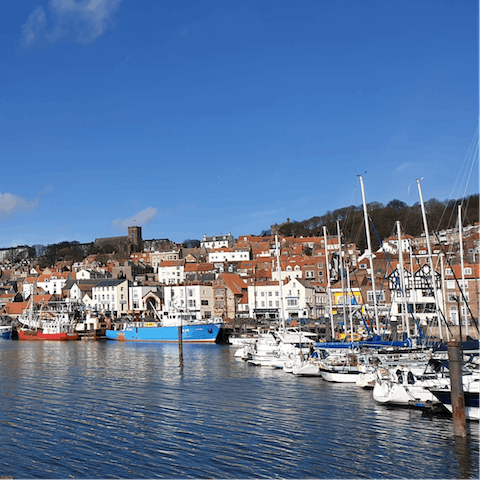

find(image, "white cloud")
[20,0,122,47]
[20,6,47,48]
[0,193,39,220]
[112,207,158,232]
[395,162,412,173]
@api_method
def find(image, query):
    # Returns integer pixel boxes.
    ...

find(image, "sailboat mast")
[337,220,347,337]
[396,221,410,339]
[275,235,286,331]
[345,260,354,342]
[323,226,335,340]
[408,241,418,321]
[358,175,380,335]
[416,178,444,342]
[458,205,468,337]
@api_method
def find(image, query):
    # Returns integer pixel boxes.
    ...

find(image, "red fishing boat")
[17,295,79,341]
[18,325,78,341]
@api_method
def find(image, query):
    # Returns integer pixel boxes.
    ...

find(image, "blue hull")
[316,340,410,349]
[430,389,479,409]
[106,323,223,343]
[0,329,12,340]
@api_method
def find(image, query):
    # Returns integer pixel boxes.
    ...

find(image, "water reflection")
[453,435,477,479]
[0,342,478,479]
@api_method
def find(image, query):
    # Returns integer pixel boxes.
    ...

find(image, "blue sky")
[1,0,478,248]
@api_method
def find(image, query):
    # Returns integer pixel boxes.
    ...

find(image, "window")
[367,291,385,303]
[269,301,272,307]
[201,300,209,306]
[447,293,457,303]
[317,263,323,268]
[445,268,452,276]
[268,292,272,296]
[446,280,455,289]
[360,264,367,269]
[464,267,472,275]
[287,299,298,306]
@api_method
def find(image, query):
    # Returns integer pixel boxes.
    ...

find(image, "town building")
[201,233,235,251]
[88,279,129,316]
[157,259,186,285]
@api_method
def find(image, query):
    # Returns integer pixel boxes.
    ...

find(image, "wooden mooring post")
[178,325,183,367]
[447,340,467,437]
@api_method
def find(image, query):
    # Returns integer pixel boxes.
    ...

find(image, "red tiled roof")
[0,293,15,299]
[445,263,479,279]
[159,260,185,267]
[217,273,246,295]
[239,293,249,304]
[184,263,215,272]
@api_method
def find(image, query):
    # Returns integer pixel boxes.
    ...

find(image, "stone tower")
[127,226,143,252]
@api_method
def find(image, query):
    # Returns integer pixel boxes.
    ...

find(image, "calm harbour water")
[0,341,478,479]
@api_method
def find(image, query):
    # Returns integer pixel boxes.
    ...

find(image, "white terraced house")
[89,279,129,316]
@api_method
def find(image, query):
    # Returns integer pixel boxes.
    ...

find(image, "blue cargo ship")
[106,314,223,343]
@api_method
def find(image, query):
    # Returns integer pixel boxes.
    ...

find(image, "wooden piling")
[178,325,183,367]
[447,341,467,437]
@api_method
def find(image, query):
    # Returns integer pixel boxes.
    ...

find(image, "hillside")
[276,194,479,252]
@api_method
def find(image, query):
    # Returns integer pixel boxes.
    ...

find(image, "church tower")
[127,226,143,252]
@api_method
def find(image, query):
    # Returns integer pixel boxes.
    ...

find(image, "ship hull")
[429,387,479,421]
[0,327,12,340]
[18,330,79,341]
[106,323,222,343]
